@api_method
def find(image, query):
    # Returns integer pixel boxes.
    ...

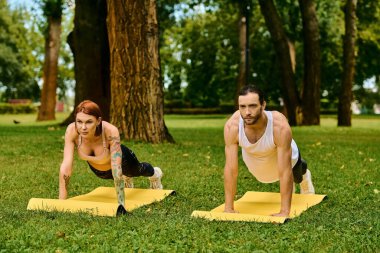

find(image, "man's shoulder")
[225,111,240,130]
[270,111,292,143]
[270,111,289,127]
[224,111,240,144]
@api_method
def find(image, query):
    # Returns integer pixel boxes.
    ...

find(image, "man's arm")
[108,127,126,211]
[223,115,239,213]
[273,113,294,217]
[59,125,75,199]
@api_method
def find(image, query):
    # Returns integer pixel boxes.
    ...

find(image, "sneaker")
[123,175,134,188]
[300,169,315,194]
[149,167,163,189]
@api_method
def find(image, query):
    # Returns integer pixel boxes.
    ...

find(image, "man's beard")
[242,109,262,125]
[243,115,259,125]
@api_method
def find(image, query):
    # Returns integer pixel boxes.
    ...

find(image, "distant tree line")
[0,0,379,141]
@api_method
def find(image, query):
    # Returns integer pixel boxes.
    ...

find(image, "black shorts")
[292,151,307,184]
[88,144,154,179]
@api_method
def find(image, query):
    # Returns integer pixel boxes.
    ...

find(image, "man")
[223,85,315,217]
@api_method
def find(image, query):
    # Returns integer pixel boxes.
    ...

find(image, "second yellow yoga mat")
[192,191,326,223]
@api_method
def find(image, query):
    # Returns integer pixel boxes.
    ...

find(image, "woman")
[59,100,163,213]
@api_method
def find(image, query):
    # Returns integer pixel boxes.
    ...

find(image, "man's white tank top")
[238,111,299,183]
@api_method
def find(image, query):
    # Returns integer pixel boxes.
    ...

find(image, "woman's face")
[75,112,100,138]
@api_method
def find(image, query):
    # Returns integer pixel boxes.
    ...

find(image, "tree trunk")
[37,16,61,121]
[61,0,110,125]
[107,0,174,143]
[235,2,249,107]
[338,0,357,126]
[299,0,321,125]
[288,40,296,73]
[258,0,301,126]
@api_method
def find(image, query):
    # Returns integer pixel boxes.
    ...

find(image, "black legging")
[88,144,154,179]
[292,150,307,184]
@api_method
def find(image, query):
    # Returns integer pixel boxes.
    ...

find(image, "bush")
[0,103,37,114]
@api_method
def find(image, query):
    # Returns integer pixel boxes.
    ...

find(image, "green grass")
[0,113,379,252]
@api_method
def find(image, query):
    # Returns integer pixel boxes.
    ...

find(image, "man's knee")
[292,158,307,184]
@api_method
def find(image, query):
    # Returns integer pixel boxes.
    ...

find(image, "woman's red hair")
[75,100,103,136]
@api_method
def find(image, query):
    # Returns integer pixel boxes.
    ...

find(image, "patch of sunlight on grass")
[320,114,380,128]
[165,114,230,129]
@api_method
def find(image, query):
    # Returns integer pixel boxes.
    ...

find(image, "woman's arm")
[59,124,75,199]
[107,126,126,210]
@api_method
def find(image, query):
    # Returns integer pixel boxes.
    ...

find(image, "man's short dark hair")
[239,85,265,105]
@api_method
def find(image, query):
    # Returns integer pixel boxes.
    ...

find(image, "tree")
[234,0,252,106]
[299,0,321,125]
[62,0,110,125]
[37,0,64,121]
[258,0,301,125]
[107,0,173,143]
[338,0,357,126]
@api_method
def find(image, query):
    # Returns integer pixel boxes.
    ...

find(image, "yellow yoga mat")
[27,187,175,217]
[191,192,327,223]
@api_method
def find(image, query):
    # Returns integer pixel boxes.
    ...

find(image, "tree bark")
[61,0,110,125]
[236,2,249,107]
[299,0,321,125]
[258,0,301,126]
[107,0,174,143]
[338,0,357,126]
[37,16,61,121]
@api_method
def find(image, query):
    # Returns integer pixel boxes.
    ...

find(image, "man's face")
[238,92,265,125]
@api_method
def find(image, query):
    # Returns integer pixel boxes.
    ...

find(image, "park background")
[0,0,379,252]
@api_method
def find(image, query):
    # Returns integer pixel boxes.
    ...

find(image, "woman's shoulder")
[65,123,78,142]
[101,121,120,136]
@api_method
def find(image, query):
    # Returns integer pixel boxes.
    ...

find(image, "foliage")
[0,102,36,114]
[0,0,74,103]
[56,8,74,101]
[0,114,379,251]
[0,0,41,102]
[162,1,240,108]
[40,0,64,18]
[356,0,380,86]
[160,0,380,110]
[316,0,344,103]
[36,0,74,102]
[2,0,379,110]
[354,0,380,105]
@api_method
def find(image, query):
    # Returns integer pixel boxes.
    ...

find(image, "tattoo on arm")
[63,174,70,189]
[109,135,125,207]
[108,135,121,145]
